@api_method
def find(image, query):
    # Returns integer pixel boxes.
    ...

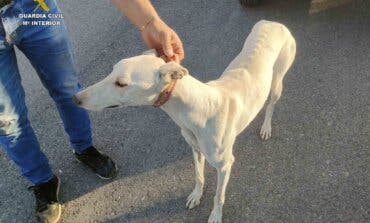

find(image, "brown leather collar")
[153,80,177,107]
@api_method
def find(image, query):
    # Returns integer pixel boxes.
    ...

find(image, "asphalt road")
[0,0,369,222]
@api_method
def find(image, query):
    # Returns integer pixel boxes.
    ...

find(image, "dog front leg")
[208,159,233,223]
[181,129,205,209]
[186,148,205,209]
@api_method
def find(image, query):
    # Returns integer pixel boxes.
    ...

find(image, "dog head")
[73,50,188,111]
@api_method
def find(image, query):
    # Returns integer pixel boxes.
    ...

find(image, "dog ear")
[158,62,188,84]
[142,49,158,56]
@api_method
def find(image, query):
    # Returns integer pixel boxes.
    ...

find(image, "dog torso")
[162,21,294,162]
[209,20,293,133]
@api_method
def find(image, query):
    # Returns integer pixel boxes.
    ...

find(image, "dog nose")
[72,95,82,105]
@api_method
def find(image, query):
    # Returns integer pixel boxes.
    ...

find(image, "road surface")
[0,0,368,222]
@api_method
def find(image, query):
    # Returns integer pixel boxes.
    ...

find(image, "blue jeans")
[0,0,92,185]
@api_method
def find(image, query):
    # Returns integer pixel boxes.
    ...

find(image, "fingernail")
[167,49,174,57]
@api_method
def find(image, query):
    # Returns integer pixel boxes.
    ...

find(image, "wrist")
[138,16,160,32]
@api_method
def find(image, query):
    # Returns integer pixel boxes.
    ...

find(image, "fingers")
[161,32,174,59]
[159,53,177,63]
[172,33,184,61]
[142,19,184,63]
[173,54,179,63]
[159,30,184,63]
[156,48,170,62]
[157,42,181,63]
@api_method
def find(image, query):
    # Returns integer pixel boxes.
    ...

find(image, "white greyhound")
[74,20,296,223]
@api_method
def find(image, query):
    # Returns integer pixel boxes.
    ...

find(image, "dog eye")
[115,81,127,88]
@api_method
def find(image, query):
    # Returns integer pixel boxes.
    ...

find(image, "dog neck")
[153,80,178,107]
[159,74,222,122]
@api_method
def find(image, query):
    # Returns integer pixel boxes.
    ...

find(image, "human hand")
[141,18,184,63]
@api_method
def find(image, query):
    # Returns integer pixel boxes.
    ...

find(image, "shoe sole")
[38,204,61,223]
[53,176,62,223]
[37,176,62,223]
[74,156,118,180]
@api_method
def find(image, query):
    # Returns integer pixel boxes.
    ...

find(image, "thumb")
[161,32,174,58]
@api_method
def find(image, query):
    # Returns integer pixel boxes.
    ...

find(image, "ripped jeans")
[0,0,92,185]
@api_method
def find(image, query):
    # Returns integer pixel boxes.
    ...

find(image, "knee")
[220,156,235,171]
[0,115,20,137]
[214,195,225,206]
[211,158,234,172]
[50,91,73,104]
[49,82,79,104]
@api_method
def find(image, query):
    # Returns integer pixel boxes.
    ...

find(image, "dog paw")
[186,188,202,209]
[260,122,272,140]
[208,208,222,223]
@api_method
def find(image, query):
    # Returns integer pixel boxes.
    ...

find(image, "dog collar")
[153,80,177,107]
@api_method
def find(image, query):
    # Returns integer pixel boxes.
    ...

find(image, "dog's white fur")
[75,20,296,223]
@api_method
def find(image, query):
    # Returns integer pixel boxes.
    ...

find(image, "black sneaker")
[28,176,61,223]
[74,146,118,180]
[239,0,261,7]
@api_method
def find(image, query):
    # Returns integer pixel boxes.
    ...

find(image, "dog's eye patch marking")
[115,81,127,88]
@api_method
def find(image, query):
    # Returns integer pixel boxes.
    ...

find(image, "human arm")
[111,0,184,62]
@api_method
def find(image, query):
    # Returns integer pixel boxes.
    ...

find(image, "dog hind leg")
[260,36,296,140]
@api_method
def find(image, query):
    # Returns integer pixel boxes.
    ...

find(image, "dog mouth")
[105,105,120,109]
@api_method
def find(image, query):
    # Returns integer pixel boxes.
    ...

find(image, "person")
[0,0,184,222]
